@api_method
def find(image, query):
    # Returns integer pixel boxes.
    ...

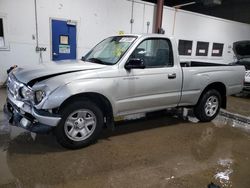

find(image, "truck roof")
[115,33,174,39]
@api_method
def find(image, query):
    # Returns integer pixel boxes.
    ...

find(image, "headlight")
[35,90,46,104]
[20,86,34,101]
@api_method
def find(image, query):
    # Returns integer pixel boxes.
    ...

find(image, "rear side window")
[130,38,173,68]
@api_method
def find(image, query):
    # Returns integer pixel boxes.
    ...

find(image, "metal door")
[115,38,182,115]
[51,19,76,61]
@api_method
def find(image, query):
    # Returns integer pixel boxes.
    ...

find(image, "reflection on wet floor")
[214,112,250,133]
[0,110,250,188]
[214,158,233,187]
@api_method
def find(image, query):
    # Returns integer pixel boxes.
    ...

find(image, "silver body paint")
[6,34,245,127]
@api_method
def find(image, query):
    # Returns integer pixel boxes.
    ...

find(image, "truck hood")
[12,60,107,86]
[233,41,250,60]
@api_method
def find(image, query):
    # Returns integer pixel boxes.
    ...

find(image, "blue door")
[52,19,77,61]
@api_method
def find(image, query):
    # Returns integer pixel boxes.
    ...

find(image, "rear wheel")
[55,100,103,149]
[194,89,221,122]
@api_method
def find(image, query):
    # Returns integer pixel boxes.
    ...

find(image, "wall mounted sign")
[199,49,206,54]
[59,45,70,54]
[60,35,69,45]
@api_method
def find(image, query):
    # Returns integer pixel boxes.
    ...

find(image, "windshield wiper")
[86,58,111,65]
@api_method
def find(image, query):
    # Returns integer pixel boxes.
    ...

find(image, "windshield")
[84,36,137,65]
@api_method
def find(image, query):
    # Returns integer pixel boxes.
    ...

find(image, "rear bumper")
[4,96,61,133]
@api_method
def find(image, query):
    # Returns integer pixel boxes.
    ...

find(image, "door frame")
[49,17,78,61]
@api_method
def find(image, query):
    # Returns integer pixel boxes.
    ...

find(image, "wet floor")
[227,94,250,117]
[0,113,250,188]
[0,89,250,188]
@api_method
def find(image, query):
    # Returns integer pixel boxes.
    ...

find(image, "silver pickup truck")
[4,34,245,149]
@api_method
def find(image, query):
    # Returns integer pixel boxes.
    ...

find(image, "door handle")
[168,73,176,79]
[53,52,58,56]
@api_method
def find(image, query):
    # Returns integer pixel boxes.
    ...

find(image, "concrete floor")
[227,94,250,117]
[0,88,250,188]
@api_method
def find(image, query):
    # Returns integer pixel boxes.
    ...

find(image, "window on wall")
[196,41,209,56]
[0,18,4,48]
[0,16,8,50]
[178,40,193,56]
[212,43,224,57]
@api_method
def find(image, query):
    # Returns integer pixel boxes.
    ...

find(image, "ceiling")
[142,0,250,24]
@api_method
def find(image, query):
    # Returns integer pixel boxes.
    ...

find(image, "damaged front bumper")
[3,93,61,133]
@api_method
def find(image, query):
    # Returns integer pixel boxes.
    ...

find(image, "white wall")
[172,8,250,63]
[0,0,250,85]
[0,0,133,84]
[133,1,250,64]
[0,0,39,85]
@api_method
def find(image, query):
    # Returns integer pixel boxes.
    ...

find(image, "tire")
[55,100,104,149]
[194,89,221,122]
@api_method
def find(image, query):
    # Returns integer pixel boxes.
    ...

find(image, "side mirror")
[125,58,145,70]
[81,56,86,61]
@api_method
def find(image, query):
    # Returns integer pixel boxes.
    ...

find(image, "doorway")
[51,19,77,61]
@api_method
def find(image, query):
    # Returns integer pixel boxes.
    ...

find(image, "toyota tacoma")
[4,34,245,149]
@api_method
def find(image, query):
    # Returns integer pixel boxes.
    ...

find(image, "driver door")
[116,38,182,115]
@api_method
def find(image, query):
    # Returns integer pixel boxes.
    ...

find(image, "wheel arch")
[198,82,227,109]
[59,92,114,126]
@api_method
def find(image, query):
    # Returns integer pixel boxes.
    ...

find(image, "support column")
[154,0,164,33]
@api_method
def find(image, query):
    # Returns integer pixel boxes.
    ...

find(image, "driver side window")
[130,38,173,68]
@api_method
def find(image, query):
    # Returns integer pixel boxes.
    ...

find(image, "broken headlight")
[35,90,46,104]
[20,86,34,101]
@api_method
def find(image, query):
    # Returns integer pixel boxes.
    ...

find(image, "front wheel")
[55,100,104,149]
[194,89,221,122]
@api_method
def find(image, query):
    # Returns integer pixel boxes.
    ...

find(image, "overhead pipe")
[154,0,164,34]
[34,0,43,63]
[172,2,196,35]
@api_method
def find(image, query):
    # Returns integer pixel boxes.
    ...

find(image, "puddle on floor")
[214,158,234,187]
[0,108,250,188]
